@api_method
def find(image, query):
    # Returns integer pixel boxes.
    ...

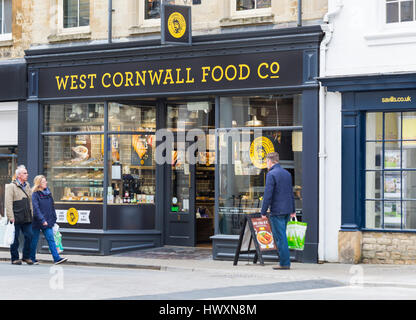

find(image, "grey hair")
[266,152,280,164]
[15,165,27,177]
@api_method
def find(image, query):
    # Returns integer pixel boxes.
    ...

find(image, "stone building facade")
[28,0,327,46]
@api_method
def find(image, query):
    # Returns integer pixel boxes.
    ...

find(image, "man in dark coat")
[260,152,296,270]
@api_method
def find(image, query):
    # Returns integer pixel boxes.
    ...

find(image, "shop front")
[0,60,25,222]
[24,26,322,262]
[320,73,416,264]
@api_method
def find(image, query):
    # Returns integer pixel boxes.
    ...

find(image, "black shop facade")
[23,26,322,263]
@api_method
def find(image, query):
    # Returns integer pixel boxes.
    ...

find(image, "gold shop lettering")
[54,61,281,91]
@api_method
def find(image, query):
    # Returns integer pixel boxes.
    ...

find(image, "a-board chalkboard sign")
[233,213,278,266]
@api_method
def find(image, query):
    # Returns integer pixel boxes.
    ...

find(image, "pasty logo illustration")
[249,136,275,169]
[67,207,79,225]
[168,12,186,39]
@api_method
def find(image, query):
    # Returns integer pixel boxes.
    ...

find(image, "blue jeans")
[10,223,33,262]
[269,214,291,267]
[30,227,61,263]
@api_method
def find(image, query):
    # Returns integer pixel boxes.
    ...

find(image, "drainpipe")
[297,0,302,27]
[108,0,112,43]
[318,0,343,263]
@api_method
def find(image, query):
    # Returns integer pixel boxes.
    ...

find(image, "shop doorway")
[164,101,215,247]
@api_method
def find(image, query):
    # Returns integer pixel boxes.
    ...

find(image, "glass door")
[165,141,196,246]
[164,101,215,246]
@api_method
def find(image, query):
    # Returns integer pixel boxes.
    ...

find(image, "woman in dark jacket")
[29,175,67,265]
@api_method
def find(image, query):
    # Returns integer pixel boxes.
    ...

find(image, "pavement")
[1,245,416,289]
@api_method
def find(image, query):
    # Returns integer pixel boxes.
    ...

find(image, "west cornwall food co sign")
[37,50,303,99]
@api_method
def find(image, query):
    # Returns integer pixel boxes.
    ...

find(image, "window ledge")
[129,25,160,36]
[0,39,13,47]
[364,30,416,46]
[48,31,92,43]
[220,13,274,28]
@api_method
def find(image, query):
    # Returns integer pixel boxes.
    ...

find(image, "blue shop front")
[23,26,322,263]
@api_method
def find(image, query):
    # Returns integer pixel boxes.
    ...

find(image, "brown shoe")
[272,265,290,270]
[11,260,22,265]
[22,259,34,265]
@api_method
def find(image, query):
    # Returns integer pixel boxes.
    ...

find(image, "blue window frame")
[365,111,416,230]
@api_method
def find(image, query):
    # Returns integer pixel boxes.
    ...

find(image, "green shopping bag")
[286,217,307,251]
[54,231,64,253]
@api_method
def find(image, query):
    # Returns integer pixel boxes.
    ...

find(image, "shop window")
[43,134,104,203]
[217,95,302,235]
[167,102,215,132]
[43,103,104,204]
[0,0,12,36]
[219,96,302,128]
[63,0,90,28]
[365,111,416,230]
[386,0,415,23]
[108,103,156,133]
[107,103,156,205]
[42,102,157,209]
[107,134,156,205]
[44,104,104,133]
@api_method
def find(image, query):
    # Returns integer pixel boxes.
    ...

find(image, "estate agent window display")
[365,111,416,230]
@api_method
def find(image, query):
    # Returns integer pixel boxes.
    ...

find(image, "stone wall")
[30,0,328,47]
[362,232,416,265]
[0,0,32,60]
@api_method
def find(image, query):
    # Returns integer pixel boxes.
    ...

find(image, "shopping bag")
[4,221,15,247]
[54,230,64,253]
[0,216,9,247]
[52,223,59,235]
[286,216,307,251]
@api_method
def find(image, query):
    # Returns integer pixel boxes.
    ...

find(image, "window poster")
[131,135,153,166]
[384,174,401,198]
[384,201,402,227]
[403,117,416,147]
[384,150,400,169]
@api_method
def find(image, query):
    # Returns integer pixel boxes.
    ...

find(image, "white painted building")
[320,0,416,263]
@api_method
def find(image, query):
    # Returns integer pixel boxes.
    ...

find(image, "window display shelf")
[129,165,155,170]
[48,121,104,127]
[107,202,155,206]
[51,166,104,170]
[55,201,102,204]
[52,178,104,183]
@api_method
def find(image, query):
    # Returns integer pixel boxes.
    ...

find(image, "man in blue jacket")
[260,152,296,270]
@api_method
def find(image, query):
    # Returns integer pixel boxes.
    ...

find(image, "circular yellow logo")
[249,137,275,169]
[168,12,186,39]
[67,208,79,225]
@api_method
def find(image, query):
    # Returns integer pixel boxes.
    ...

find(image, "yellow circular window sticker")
[168,12,186,39]
[67,208,79,225]
[249,136,275,169]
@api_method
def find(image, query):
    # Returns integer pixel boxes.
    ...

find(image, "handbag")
[286,216,307,251]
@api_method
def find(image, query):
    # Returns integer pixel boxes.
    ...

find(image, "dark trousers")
[269,214,291,267]
[10,222,33,261]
